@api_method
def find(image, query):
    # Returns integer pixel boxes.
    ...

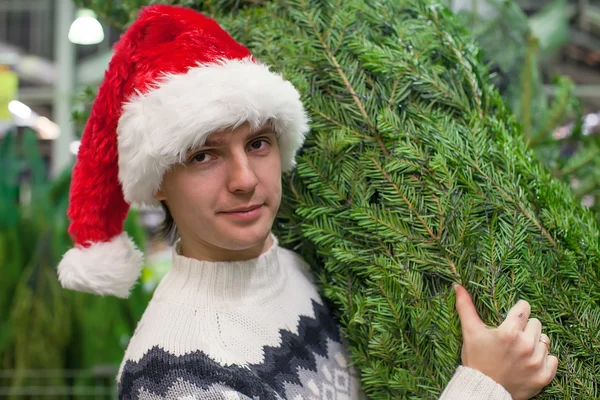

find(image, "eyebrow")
[203,125,276,147]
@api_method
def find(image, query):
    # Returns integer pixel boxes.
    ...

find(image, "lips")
[221,204,263,213]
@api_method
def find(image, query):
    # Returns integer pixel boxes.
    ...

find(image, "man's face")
[155,121,282,259]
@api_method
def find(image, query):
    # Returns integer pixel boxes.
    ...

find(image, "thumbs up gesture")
[454,284,558,400]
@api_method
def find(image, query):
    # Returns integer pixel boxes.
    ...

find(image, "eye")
[249,139,269,151]
[190,152,216,164]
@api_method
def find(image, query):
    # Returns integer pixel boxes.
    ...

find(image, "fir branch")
[442,32,483,119]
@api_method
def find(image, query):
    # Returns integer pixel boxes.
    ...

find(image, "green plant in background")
[0,124,149,398]
[75,0,600,398]
[453,0,600,217]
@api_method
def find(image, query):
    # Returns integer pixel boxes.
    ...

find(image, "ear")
[153,188,167,201]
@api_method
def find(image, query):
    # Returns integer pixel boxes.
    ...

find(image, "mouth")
[220,204,264,214]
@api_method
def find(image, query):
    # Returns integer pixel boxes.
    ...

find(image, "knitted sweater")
[117,235,511,400]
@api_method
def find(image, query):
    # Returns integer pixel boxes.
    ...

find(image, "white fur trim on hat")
[57,233,144,298]
[117,57,309,207]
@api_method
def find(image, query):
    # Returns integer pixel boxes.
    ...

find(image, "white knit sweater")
[117,235,511,399]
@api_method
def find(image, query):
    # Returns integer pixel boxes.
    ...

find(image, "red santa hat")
[57,5,309,298]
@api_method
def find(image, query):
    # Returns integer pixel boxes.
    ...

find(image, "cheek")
[162,168,223,219]
[269,176,282,208]
[261,156,282,204]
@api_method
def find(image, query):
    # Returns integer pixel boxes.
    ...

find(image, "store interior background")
[0,0,598,397]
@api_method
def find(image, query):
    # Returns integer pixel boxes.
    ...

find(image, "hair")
[158,201,178,243]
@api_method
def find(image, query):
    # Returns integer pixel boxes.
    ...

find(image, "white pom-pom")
[57,233,144,298]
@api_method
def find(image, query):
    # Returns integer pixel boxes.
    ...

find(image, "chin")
[217,223,273,251]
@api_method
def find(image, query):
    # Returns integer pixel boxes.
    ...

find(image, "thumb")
[454,284,486,336]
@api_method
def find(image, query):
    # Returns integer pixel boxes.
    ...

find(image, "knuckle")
[500,329,519,344]
[526,355,544,370]
[540,333,550,343]
[521,342,536,357]
[499,334,515,347]
[515,337,534,356]
[548,356,559,372]
[528,317,541,328]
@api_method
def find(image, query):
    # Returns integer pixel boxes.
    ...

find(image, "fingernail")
[452,283,459,291]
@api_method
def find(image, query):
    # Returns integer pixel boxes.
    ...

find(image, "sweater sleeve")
[439,366,512,400]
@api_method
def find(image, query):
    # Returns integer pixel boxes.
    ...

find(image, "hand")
[454,284,558,400]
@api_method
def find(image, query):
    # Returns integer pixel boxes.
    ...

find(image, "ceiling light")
[68,9,104,45]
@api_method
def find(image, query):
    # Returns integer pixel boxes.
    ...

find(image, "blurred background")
[0,0,598,398]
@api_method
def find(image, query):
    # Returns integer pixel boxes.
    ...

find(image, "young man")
[57,5,557,399]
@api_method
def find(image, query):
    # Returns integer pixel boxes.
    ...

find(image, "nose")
[226,152,259,193]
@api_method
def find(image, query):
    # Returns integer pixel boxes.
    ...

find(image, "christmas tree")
[77,0,600,398]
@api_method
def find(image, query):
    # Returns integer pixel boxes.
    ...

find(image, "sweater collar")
[152,234,287,308]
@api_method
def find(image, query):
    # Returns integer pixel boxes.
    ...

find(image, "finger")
[524,318,543,352]
[454,284,486,336]
[533,333,550,366]
[499,300,531,334]
[539,333,550,357]
[543,355,559,385]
